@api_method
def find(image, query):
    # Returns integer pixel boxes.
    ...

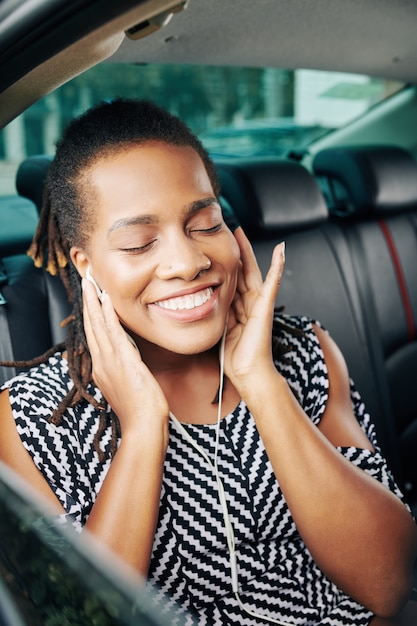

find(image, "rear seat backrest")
[313,145,417,501]
[215,158,401,479]
[216,159,327,239]
[15,155,53,215]
[0,156,70,385]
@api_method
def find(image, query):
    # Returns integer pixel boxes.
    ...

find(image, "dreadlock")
[10,98,222,461]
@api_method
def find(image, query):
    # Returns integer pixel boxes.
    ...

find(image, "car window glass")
[0,63,404,197]
[0,464,183,626]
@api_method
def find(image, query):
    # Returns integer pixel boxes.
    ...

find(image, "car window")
[0,63,404,197]
[0,464,182,626]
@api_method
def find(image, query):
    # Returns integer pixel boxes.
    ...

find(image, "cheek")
[226,233,241,275]
[100,260,149,308]
[222,233,241,293]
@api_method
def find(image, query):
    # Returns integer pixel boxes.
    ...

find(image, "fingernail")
[281,241,286,259]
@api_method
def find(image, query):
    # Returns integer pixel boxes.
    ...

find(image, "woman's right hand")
[82,278,169,437]
[82,278,169,574]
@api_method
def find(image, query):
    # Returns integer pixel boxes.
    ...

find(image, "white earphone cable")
[169,326,294,626]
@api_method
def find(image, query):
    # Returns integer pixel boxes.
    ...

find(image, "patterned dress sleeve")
[339,382,408,506]
[273,314,409,508]
[1,356,112,532]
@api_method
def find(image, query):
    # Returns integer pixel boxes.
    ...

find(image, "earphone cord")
[170,326,294,626]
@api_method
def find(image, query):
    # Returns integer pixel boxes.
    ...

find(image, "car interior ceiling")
[2,0,417,604]
[2,0,417,125]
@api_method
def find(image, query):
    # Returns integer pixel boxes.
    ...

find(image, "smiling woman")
[0,98,416,626]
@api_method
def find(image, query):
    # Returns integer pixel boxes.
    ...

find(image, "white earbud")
[85,265,104,302]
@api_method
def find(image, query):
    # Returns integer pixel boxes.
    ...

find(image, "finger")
[82,279,127,357]
[100,291,140,355]
[261,241,285,307]
[231,290,246,324]
[234,227,263,292]
[226,304,237,332]
[82,278,103,355]
[236,259,248,297]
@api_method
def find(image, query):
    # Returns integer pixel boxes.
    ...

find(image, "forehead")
[85,141,216,223]
[91,140,207,177]
[91,141,211,191]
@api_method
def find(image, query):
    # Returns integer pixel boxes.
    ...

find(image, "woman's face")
[71,141,240,357]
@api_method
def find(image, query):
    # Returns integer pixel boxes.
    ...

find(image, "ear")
[70,246,89,278]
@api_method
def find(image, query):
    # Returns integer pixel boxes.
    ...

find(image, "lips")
[154,287,214,311]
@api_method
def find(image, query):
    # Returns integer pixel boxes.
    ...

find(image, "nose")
[156,232,211,281]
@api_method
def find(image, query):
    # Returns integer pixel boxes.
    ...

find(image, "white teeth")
[155,287,213,311]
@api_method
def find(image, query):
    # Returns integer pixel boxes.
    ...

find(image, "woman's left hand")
[224,227,285,392]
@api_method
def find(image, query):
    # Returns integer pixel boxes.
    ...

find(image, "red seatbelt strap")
[379,219,415,340]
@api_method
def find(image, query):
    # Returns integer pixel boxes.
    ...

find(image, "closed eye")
[190,223,222,234]
[119,239,157,254]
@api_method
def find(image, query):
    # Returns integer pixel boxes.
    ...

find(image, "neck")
[135,336,220,375]
[132,333,238,425]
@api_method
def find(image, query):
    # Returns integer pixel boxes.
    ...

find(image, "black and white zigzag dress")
[2,315,407,626]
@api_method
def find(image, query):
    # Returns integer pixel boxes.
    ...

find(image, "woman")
[0,99,416,626]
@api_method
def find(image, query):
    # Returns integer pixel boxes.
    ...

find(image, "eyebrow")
[107,196,220,235]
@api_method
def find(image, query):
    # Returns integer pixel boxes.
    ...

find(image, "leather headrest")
[313,146,417,217]
[216,159,328,238]
[16,155,53,214]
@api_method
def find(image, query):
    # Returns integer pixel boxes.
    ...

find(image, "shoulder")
[272,312,322,339]
[0,353,110,522]
[1,353,94,459]
[273,315,375,450]
[272,313,329,424]
[0,386,66,512]
[272,313,324,365]
[2,353,75,436]
[1,351,71,405]
[1,353,107,447]
[0,353,74,456]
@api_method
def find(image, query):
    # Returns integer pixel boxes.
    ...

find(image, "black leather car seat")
[313,145,417,504]
[0,156,70,385]
[215,157,402,481]
[15,155,52,215]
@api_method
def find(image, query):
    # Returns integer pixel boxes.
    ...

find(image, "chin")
[168,336,222,356]
[128,312,229,357]
[159,323,226,355]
